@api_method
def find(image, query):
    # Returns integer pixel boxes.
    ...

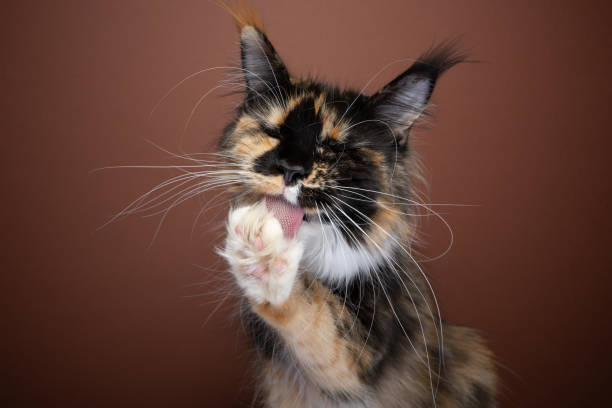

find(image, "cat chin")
[296,220,393,287]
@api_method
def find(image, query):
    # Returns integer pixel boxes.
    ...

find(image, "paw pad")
[249,264,266,278]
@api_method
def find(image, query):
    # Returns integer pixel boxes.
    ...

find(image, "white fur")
[223,199,391,301]
[297,220,392,287]
[283,184,300,205]
[221,203,303,305]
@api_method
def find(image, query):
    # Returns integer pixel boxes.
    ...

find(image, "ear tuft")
[369,41,466,143]
[407,40,467,84]
[219,1,265,33]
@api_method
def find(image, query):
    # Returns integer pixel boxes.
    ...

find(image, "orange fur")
[215,7,497,403]
[314,93,325,115]
[255,276,366,394]
[219,1,265,33]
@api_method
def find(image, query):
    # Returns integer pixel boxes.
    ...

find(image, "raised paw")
[221,202,303,305]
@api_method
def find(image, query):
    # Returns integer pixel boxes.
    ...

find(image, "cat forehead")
[243,90,355,141]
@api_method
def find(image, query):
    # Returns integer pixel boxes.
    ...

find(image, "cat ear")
[369,43,465,144]
[222,2,290,100]
[239,25,290,100]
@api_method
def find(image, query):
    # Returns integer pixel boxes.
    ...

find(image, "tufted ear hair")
[369,43,465,144]
[222,2,290,101]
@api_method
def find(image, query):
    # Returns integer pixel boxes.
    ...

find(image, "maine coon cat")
[212,4,496,407]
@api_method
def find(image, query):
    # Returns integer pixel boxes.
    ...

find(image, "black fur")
[235,37,464,246]
[220,19,495,407]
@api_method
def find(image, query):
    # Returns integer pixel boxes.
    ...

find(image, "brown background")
[2,1,611,407]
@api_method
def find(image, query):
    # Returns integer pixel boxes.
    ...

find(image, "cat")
[217,4,496,407]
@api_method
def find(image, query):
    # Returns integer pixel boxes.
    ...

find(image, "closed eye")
[324,138,349,153]
[259,122,281,139]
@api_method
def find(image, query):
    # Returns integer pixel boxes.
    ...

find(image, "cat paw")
[221,202,303,305]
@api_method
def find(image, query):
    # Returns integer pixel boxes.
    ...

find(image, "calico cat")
[217,4,496,407]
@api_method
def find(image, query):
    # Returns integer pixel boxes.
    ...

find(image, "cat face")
[219,21,462,280]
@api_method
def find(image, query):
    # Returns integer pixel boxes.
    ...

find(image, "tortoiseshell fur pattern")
[218,4,496,407]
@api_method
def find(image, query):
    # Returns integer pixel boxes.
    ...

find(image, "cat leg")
[252,275,371,399]
[222,203,373,401]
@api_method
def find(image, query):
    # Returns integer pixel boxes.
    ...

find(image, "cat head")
[219,5,463,283]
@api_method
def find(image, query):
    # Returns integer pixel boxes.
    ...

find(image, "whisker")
[150,65,286,117]
[335,185,471,262]
[324,201,429,367]
[337,57,420,125]
[146,179,239,247]
[337,185,475,207]
[325,193,442,403]
[190,189,235,238]
[140,178,239,217]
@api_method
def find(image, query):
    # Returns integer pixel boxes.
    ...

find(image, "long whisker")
[98,173,202,229]
[150,66,240,116]
[144,139,232,165]
[116,171,243,217]
[337,57,420,124]
[150,65,285,117]
[324,199,434,351]
[141,178,240,217]
[325,193,442,403]
[336,185,471,261]
[337,185,475,207]
[323,203,377,364]
[182,75,286,139]
[147,178,241,247]
[334,192,432,217]
[191,189,233,239]
[181,83,243,137]
[92,163,243,172]
[324,202,428,367]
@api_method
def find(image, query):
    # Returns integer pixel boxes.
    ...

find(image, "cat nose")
[277,160,306,185]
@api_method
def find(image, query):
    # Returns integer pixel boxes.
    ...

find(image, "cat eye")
[263,127,281,140]
[323,138,342,150]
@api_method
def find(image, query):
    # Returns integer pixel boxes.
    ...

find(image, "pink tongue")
[265,195,304,239]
